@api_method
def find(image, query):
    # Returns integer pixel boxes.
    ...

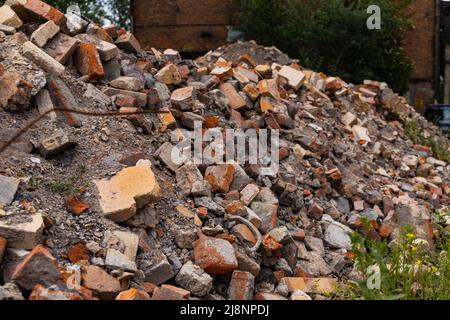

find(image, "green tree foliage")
[233,0,414,94]
[0,0,131,29]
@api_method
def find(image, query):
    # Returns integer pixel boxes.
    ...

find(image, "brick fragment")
[6,0,66,25]
[0,69,33,112]
[11,245,61,290]
[31,20,59,47]
[278,65,306,90]
[110,76,144,92]
[0,211,44,249]
[155,64,182,85]
[115,32,142,54]
[82,265,121,300]
[116,288,150,300]
[219,83,246,111]
[43,32,78,65]
[151,284,190,300]
[193,235,238,275]
[227,270,255,300]
[0,5,23,28]
[171,86,197,111]
[38,129,76,158]
[74,42,104,81]
[22,41,65,75]
[100,86,147,108]
[95,161,160,223]
[47,77,83,127]
[205,164,236,193]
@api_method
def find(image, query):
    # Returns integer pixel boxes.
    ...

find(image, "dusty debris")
[0,0,449,302]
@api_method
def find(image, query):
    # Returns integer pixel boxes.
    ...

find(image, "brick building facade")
[403,0,438,113]
[132,0,438,112]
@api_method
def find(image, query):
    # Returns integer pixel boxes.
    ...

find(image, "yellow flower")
[416,260,422,266]
[411,246,417,253]
[406,233,415,240]
[431,266,438,272]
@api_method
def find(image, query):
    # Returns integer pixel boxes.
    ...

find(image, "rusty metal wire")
[0,108,171,155]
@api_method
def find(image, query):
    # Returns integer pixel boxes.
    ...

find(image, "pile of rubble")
[0,0,449,301]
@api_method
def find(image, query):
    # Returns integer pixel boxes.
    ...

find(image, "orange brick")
[219,83,246,111]
[12,0,66,25]
[0,237,6,264]
[68,243,89,263]
[74,43,104,81]
[225,200,246,216]
[116,288,150,300]
[151,284,190,300]
[205,164,236,193]
[65,196,89,216]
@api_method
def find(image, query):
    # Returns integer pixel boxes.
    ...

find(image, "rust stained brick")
[74,42,105,81]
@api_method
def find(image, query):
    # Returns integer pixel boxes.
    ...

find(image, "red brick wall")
[403,0,436,81]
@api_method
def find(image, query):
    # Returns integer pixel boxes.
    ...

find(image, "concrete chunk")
[175,261,213,297]
[0,175,20,206]
[38,129,76,158]
[110,76,144,92]
[0,211,44,249]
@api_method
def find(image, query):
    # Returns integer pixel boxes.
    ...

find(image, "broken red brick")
[278,147,290,161]
[0,68,33,112]
[84,24,112,43]
[219,83,246,111]
[231,224,257,246]
[205,164,236,193]
[225,200,247,216]
[116,288,150,300]
[308,202,324,220]
[47,78,83,127]
[141,282,157,296]
[68,243,89,263]
[0,236,6,264]
[74,42,105,81]
[11,245,62,290]
[151,284,190,300]
[227,270,255,300]
[115,95,139,108]
[196,207,208,219]
[262,234,283,251]
[119,107,153,133]
[379,224,393,239]
[65,196,89,216]
[254,292,287,300]
[8,0,66,25]
[82,265,121,300]
[204,115,220,128]
[194,235,238,275]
